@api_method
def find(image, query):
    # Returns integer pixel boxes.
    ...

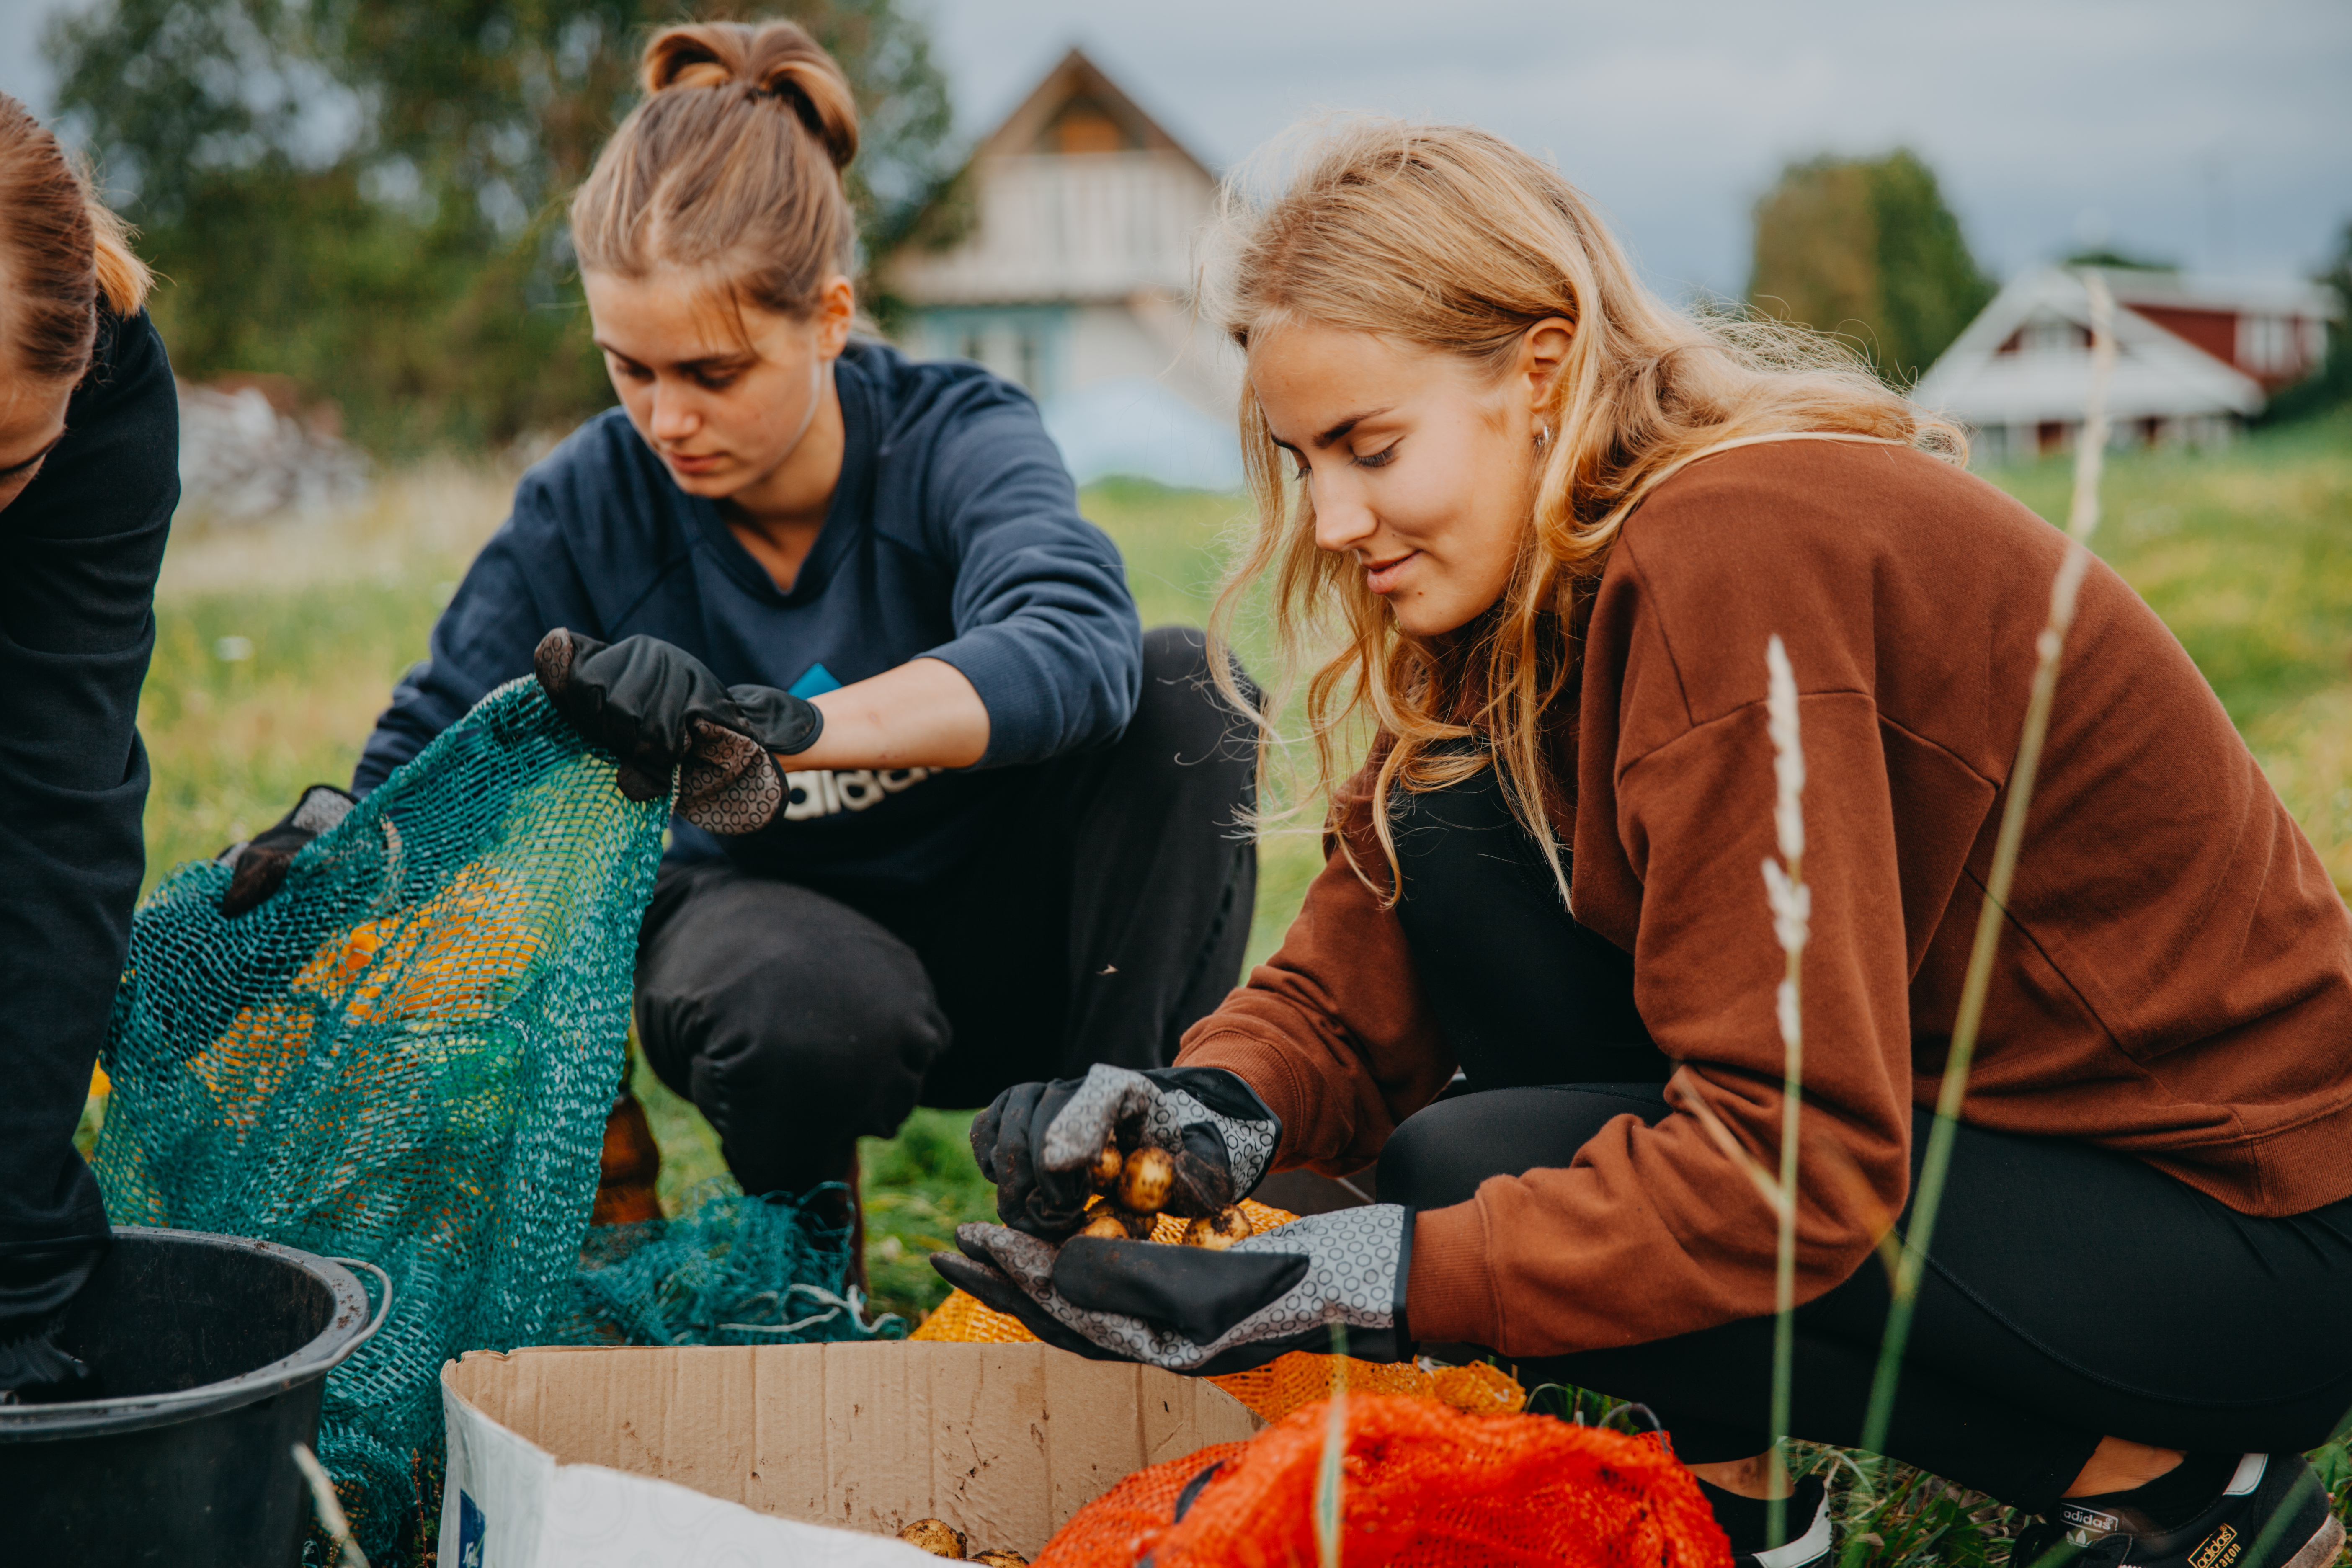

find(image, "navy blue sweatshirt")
[355,340,1140,889]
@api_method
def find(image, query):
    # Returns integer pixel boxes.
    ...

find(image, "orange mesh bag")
[1036,1394,1731,1568]
[1029,1439,1256,1568]
[1203,1347,1449,1422]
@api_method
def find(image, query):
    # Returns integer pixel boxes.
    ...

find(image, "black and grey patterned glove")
[930,1206,1412,1375]
[217,784,355,916]
[971,1064,1281,1240]
[533,629,822,833]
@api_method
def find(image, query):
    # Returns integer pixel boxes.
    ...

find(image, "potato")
[1117,1145,1176,1214]
[1079,1207,1153,1241]
[898,1518,967,1558]
[972,1553,1031,1566]
[1088,1140,1124,1191]
[1181,1206,1254,1250]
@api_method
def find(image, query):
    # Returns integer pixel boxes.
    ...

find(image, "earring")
[1536,423,1553,450]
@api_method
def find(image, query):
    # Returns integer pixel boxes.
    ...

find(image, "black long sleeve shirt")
[0,309,176,1325]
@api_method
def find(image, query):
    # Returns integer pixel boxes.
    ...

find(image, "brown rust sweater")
[1175,438,2352,1359]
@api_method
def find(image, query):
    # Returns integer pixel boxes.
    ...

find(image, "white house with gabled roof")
[1911,267,2337,465]
[878,49,1241,490]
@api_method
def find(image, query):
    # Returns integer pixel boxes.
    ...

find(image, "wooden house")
[1912,267,2338,464]
[878,49,1240,490]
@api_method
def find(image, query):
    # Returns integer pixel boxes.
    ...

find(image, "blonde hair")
[1202,119,1964,899]
[0,93,152,384]
[570,19,858,318]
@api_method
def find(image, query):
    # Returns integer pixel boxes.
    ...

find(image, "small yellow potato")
[1088,1140,1124,1191]
[1118,1146,1176,1214]
[972,1552,1031,1566]
[898,1518,967,1558]
[1181,1206,1254,1250]
[1079,1207,1153,1241]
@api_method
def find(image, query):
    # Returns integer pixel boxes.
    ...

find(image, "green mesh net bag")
[90,679,888,1561]
[563,1180,903,1348]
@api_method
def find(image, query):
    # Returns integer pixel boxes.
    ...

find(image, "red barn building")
[1914,267,2339,464]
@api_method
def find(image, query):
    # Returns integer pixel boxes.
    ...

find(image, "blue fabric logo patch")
[787,663,842,699]
[457,1490,486,1566]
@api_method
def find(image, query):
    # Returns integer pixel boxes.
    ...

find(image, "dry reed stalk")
[1762,632,1813,1549]
[1857,272,2120,1459]
[1317,1316,1349,1568]
[292,1441,371,1568]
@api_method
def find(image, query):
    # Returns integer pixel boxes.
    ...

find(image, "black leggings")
[1377,1086,2352,1513]
[636,627,1256,1197]
[1377,757,2352,1512]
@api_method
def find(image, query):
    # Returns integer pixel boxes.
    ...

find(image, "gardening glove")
[0,1321,93,1404]
[0,1240,102,1403]
[217,784,355,916]
[971,1064,1281,1241]
[533,629,823,833]
[929,1205,1413,1375]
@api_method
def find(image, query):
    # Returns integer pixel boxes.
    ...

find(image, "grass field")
[121,410,2352,1559]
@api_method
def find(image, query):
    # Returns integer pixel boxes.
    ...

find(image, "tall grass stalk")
[1317,1318,1349,1568]
[1857,273,2120,1459]
[1763,632,1813,1550]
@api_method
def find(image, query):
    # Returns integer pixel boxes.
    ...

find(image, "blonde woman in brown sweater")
[936,121,2352,1568]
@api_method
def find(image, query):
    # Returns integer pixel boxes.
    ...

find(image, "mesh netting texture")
[1034,1394,1732,1568]
[89,680,884,1559]
[565,1179,902,1347]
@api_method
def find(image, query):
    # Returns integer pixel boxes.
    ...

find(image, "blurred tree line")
[1748,149,1995,389]
[2261,219,2352,425]
[47,0,952,454]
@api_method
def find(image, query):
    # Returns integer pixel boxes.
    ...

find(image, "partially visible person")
[223,21,1256,1227]
[0,95,176,1400]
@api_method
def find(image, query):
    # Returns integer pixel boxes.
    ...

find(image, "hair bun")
[757,54,858,172]
[642,21,858,172]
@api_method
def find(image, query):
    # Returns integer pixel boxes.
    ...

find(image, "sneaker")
[2010,1453,2344,1568]
[1697,1474,1834,1568]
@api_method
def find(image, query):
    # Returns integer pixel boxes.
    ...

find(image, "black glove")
[971,1065,1282,1240]
[532,629,823,833]
[930,1206,1413,1375]
[217,784,355,916]
[0,1323,93,1404]
[0,1239,103,1403]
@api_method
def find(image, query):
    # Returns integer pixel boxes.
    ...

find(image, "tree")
[2259,217,2352,425]
[1747,149,1995,389]
[46,0,954,452]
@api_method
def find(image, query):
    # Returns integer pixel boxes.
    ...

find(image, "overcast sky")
[6,0,2347,297]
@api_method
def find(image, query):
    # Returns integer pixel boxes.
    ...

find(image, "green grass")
[119,415,2352,1558]
[2002,412,2352,730]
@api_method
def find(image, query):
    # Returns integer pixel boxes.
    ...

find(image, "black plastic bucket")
[0,1225,390,1563]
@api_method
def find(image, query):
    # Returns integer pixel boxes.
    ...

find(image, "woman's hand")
[534,629,822,830]
[930,1205,1412,1375]
[970,1064,1283,1240]
[216,785,356,916]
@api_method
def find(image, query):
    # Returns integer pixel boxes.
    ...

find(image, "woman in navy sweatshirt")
[252,21,1257,1213]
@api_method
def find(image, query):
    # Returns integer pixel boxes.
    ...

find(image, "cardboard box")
[439,1341,1264,1565]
